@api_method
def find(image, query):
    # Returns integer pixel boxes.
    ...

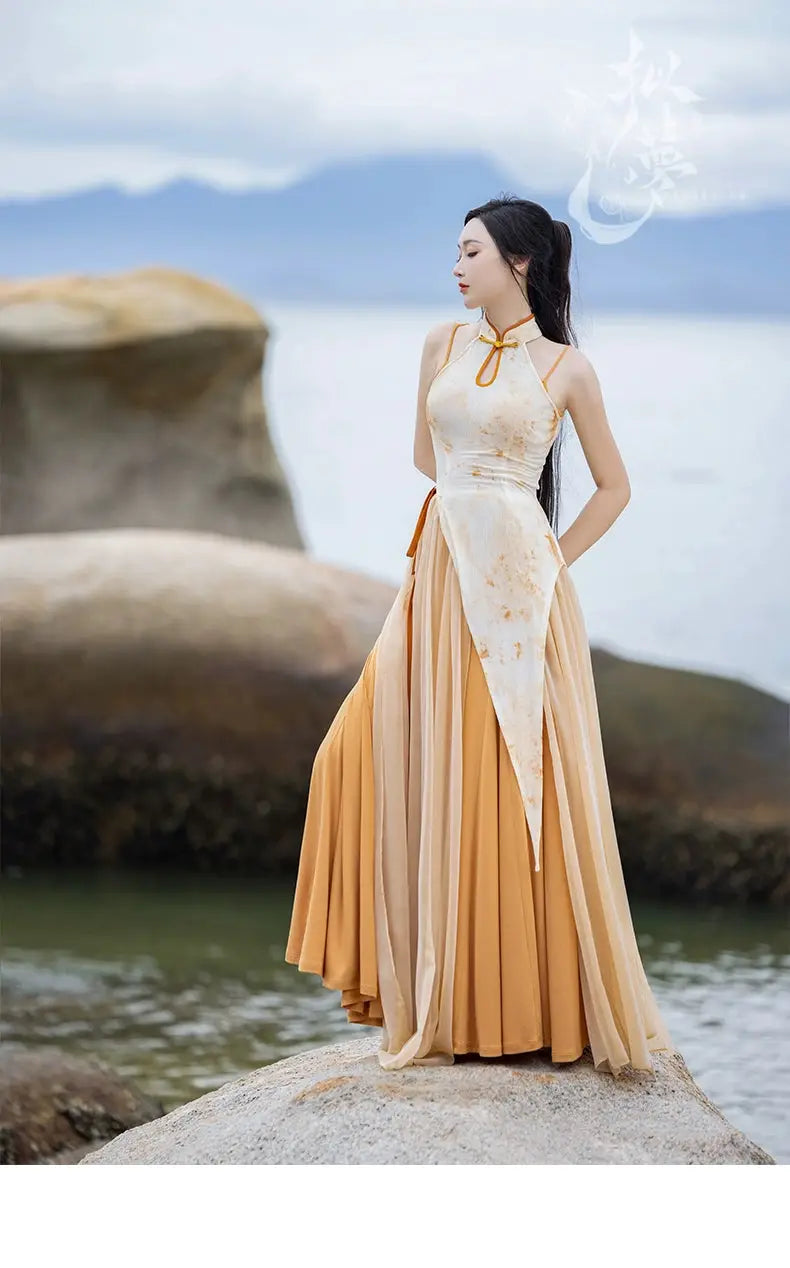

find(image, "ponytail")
[464,197,578,533]
[531,218,575,532]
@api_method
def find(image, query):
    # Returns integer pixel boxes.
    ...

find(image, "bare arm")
[556,351,631,567]
[413,322,455,481]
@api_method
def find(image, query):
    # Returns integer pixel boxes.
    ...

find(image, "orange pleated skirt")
[285,487,592,1062]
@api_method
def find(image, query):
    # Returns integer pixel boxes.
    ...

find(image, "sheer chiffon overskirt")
[284,493,674,1074]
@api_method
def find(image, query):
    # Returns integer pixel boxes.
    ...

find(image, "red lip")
[458,284,469,291]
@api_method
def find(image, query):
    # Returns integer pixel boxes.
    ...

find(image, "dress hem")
[286,954,676,1075]
[283,952,379,1003]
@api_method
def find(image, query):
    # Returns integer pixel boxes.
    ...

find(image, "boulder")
[0,527,395,869]
[1,524,787,899]
[0,267,302,547]
[592,649,790,904]
[78,1035,774,1165]
[0,1047,164,1165]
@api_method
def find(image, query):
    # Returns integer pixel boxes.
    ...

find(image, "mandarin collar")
[480,309,543,345]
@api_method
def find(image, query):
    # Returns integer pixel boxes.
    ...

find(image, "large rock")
[1,525,787,898]
[78,1035,774,1165]
[0,267,302,547]
[0,1048,164,1164]
[592,650,790,904]
[0,527,395,868]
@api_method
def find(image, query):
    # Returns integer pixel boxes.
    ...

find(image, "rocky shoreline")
[2,267,788,903]
[76,1035,776,1166]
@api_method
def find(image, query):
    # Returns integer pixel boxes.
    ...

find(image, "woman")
[285,195,675,1075]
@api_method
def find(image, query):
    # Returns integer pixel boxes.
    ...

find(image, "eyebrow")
[457,237,483,248]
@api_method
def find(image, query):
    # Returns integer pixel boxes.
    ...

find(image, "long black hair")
[463,195,576,533]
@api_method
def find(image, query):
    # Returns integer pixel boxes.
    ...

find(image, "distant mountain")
[1,151,788,314]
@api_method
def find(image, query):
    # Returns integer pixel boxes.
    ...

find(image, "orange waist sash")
[405,486,437,571]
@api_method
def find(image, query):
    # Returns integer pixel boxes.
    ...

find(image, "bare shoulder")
[423,319,460,355]
[420,318,472,377]
[558,348,610,425]
[561,348,605,407]
[562,345,598,386]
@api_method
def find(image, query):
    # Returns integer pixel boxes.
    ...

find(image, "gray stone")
[78,1035,774,1166]
[0,1047,164,1165]
[0,267,301,547]
[0,512,786,900]
[0,527,394,868]
[593,649,790,904]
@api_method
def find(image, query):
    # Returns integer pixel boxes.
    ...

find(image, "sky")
[1,0,788,212]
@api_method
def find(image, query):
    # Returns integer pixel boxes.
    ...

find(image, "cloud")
[1,0,788,209]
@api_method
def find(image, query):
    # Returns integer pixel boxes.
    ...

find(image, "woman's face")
[452,217,525,311]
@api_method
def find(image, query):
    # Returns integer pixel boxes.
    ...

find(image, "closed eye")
[456,251,478,261]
